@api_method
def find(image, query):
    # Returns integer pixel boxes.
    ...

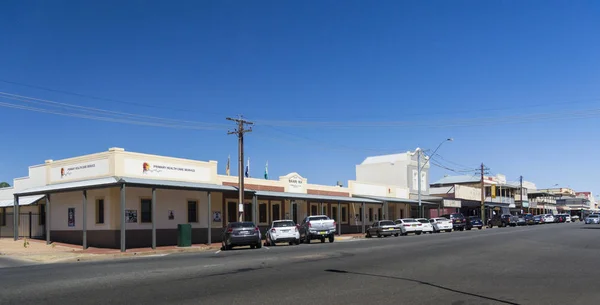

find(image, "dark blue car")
[466,216,483,230]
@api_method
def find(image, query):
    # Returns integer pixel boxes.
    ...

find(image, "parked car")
[299,215,336,243]
[564,214,572,223]
[487,214,518,228]
[585,214,600,224]
[533,215,543,224]
[366,220,401,238]
[429,217,453,233]
[221,221,262,250]
[440,213,466,231]
[395,218,423,235]
[542,214,555,223]
[516,214,527,226]
[554,215,566,223]
[466,216,483,230]
[264,220,300,246]
[415,218,434,233]
[521,214,535,225]
[571,215,580,222]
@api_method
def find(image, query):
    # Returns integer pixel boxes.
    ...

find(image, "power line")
[0,78,227,115]
[0,91,229,129]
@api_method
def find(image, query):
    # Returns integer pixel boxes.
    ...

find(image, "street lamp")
[417,138,453,218]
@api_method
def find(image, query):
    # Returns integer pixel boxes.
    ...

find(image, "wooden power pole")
[227,116,253,222]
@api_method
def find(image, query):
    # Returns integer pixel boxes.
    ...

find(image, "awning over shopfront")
[15,177,121,197]
[253,190,380,203]
[352,195,438,206]
[0,194,45,208]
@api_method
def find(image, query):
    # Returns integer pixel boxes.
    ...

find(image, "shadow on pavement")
[324,269,520,305]
[580,226,600,229]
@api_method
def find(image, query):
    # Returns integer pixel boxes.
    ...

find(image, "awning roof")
[353,195,438,206]
[254,190,381,203]
[14,176,239,197]
[118,177,237,192]
[0,194,46,208]
[15,177,120,197]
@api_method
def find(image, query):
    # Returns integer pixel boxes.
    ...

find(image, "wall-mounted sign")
[125,210,137,223]
[287,174,305,193]
[124,158,211,182]
[68,208,75,227]
[168,210,175,220]
[213,211,222,222]
[443,199,462,208]
[51,159,110,183]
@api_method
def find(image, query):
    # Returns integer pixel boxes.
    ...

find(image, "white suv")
[264,220,300,246]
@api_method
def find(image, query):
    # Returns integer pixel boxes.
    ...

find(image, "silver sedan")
[585,214,600,224]
[366,220,401,238]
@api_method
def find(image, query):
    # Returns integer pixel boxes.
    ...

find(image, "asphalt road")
[1,223,598,305]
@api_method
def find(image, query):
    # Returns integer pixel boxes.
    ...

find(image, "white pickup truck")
[299,215,336,243]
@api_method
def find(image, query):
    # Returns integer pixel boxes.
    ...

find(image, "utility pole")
[227,115,253,222]
[520,175,525,214]
[479,163,489,225]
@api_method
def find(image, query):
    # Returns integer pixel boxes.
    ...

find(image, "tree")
[0,182,10,188]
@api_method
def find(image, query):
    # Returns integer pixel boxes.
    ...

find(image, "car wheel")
[459,227,464,231]
[416,231,422,235]
[478,227,482,230]
[270,239,276,247]
[250,244,256,249]
[305,235,311,244]
[328,235,334,243]
[394,233,399,237]
[321,237,326,243]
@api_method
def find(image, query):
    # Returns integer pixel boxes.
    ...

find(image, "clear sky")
[1,1,599,195]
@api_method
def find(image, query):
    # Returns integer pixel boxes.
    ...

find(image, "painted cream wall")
[219,175,282,188]
[50,189,112,231]
[348,180,411,199]
[113,149,219,184]
[305,183,349,194]
[118,187,212,230]
[0,164,47,200]
[45,150,114,185]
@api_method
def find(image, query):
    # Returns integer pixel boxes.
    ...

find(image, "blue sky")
[1,1,599,194]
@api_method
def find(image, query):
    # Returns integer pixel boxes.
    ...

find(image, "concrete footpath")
[0,233,364,264]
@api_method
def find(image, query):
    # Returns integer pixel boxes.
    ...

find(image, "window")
[332,206,338,222]
[187,201,198,223]
[341,206,347,223]
[244,203,252,222]
[292,203,298,224]
[272,204,280,221]
[359,207,363,222]
[96,199,104,224]
[141,199,152,223]
[311,205,317,216]
[369,208,373,222]
[378,208,382,220]
[39,204,46,225]
[0,208,5,226]
[259,203,267,223]
[227,202,237,223]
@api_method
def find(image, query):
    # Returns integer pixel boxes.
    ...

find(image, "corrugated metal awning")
[15,177,120,197]
[0,194,46,208]
[119,177,237,192]
[352,195,437,206]
[254,191,381,203]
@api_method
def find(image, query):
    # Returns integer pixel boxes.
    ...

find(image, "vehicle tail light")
[255,227,260,232]
[308,222,312,228]
[333,221,337,227]
[295,227,298,232]
[271,228,276,233]
[227,228,233,233]
[404,224,410,227]
[418,224,422,226]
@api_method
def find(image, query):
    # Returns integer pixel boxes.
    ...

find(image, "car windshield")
[417,219,429,224]
[450,214,464,218]
[380,221,396,226]
[229,222,255,228]
[469,217,481,221]
[308,216,329,221]
[273,221,295,227]
[402,219,417,223]
[435,218,448,221]
[588,215,599,218]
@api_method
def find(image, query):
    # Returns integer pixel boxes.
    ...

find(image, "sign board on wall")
[51,159,110,183]
[124,158,211,182]
[287,174,305,193]
[125,210,137,223]
[68,208,75,227]
[443,199,462,208]
[455,185,481,201]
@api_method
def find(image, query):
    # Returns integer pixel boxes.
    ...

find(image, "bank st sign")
[288,175,304,192]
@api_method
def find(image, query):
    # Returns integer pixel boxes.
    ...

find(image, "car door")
[369,221,379,235]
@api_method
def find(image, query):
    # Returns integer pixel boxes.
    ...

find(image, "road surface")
[1,223,598,305]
